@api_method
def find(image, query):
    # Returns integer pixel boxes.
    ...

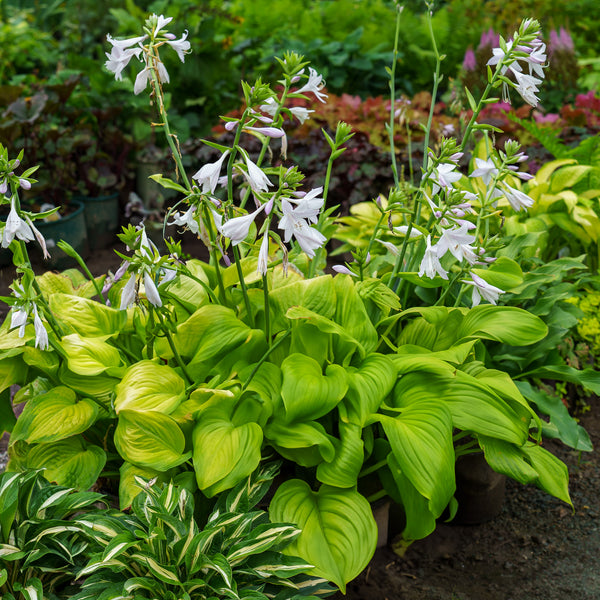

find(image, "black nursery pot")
[32,200,90,270]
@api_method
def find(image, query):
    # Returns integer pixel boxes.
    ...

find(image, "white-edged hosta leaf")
[10,386,98,444]
[269,480,377,593]
[115,410,190,471]
[114,360,186,415]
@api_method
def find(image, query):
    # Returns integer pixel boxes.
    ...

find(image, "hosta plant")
[0,469,104,600]
[73,464,333,600]
[0,7,581,593]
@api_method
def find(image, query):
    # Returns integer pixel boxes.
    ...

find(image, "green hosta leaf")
[10,387,98,443]
[0,357,27,394]
[316,422,364,488]
[58,366,119,401]
[115,410,190,471]
[269,480,377,593]
[374,401,455,516]
[479,436,571,505]
[59,333,122,376]
[48,293,127,337]
[193,409,262,497]
[265,421,336,467]
[26,437,106,490]
[280,354,347,422]
[21,347,59,376]
[1,389,16,435]
[392,370,528,445]
[549,164,592,193]
[114,360,186,415]
[523,365,600,396]
[472,256,523,291]
[162,259,210,313]
[457,305,547,346]
[339,353,397,427]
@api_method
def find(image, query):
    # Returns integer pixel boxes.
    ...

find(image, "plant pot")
[452,453,506,525]
[76,192,120,250]
[32,200,89,270]
[372,499,391,548]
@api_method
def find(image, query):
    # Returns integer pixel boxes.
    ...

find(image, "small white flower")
[296,67,328,103]
[257,232,270,276]
[193,151,230,195]
[168,206,199,234]
[166,31,190,62]
[470,158,499,186]
[2,198,35,248]
[278,199,326,258]
[436,225,478,265]
[332,265,357,276]
[287,187,324,224]
[33,305,48,351]
[376,239,400,256]
[462,273,504,307]
[418,235,449,280]
[143,272,162,307]
[243,126,285,138]
[105,34,146,80]
[120,274,137,310]
[152,14,173,36]
[240,152,272,193]
[23,216,50,259]
[393,225,421,238]
[513,71,542,107]
[219,204,266,246]
[429,163,463,195]
[10,308,28,337]
[501,182,535,212]
[289,106,314,124]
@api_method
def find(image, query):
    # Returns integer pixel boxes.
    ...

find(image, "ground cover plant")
[0,3,597,597]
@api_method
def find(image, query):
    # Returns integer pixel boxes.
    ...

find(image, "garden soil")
[1,242,600,600]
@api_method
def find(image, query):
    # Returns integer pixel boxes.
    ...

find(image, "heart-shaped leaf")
[269,480,377,592]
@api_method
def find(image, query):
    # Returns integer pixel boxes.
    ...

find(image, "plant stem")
[241,329,291,392]
[262,273,271,346]
[387,4,404,188]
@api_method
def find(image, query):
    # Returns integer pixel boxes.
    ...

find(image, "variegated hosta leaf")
[10,386,98,444]
[226,522,301,565]
[114,360,186,415]
[269,480,377,593]
[0,543,25,560]
[115,410,191,471]
[25,436,106,491]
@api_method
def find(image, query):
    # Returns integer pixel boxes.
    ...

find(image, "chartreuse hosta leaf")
[48,293,127,337]
[280,353,347,423]
[373,400,455,517]
[115,410,191,471]
[338,353,397,427]
[10,386,98,443]
[114,360,186,415]
[118,462,171,510]
[0,357,27,394]
[269,480,377,593]
[316,422,364,487]
[479,436,572,506]
[59,333,122,376]
[391,366,529,445]
[193,397,263,497]
[25,436,106,490]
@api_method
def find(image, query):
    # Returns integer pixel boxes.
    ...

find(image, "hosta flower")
[166,31,191,62]
[257,232,270,276]
[418,235,449,280]
[105,34,146,80]
[501,182,535,212]
[23,215,50,259]
[33,305,48,350]
[429,163,463,195]
[332,265,357,276]
[394,225,421,238]
[470,158,499,186]
[287,187,324,223]
[10,308,27,337]
[296,67,328,103]
[289,106,314,124]
[143,272,162,307]
[513,71,542,107]
[168,206,199,234]
[120,274,137,310]
[462,273,504,307]
[240,152,272,193]
[436,225,478,265]
[193,150,230,194]
[134,59,170,95]
[278,199,326,258]
[152,14,173,36]
[219,204,266,245]
[2,198,35,248]
[243,126,285,138]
